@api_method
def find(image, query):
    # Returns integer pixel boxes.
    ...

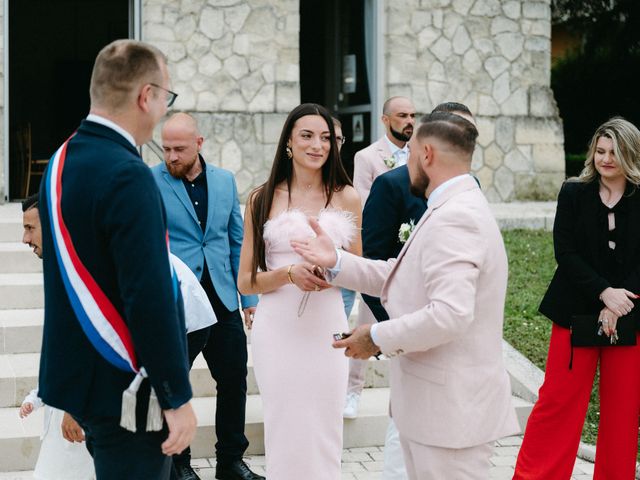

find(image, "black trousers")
[79,415,172,480]
[175,268,249,467]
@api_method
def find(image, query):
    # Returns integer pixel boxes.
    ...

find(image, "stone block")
[388,10,413,36]
[478,95,500,116]
[493,71,511,104]
[484,143,503,169]
[185,32,211,59]
[192,73,214,93]
[163,4,180,25]
[501,88,528,115]
[174,85,197,110]
[207,0,243,6]
[411,11,432,33]
[198,91,219,111]
[515,117,564,144]
[470,0,501,17]
[462,91,479,114]
[235,169,255,198]
[484,186,502,202]
[514,172,563,201]
[199,7,225,40]
[463,49,482,74]
[232,34,252,56]
[176,57,198,81]
[525,36,549,53]
[431,37,452,62]
[427,80,450,106]
[476,166,495,192]
[220,90,246,111]
[248,83,275,112]
[484,55,510,79]
[533,143,565,173]
[502,1,521,20]
[180,0,202,15]
[443,11,464,39]
[285,13,300,33]
[224,3,251,32]
[244,7,277,38]
[211,31,235,59]
[221,140,243,173]
[428,60,447,82]
[175,16,197,42]
[145,5,164,23]
[452,26,471,55]
[275,82,300,112]
[224,55,249,80]
[504,146,532,172]
[432,9,444,29]
[494,165,515,200]
[491,17,519,35]
[471,147,484,170]
[476,117,495,148]
[240,70,266,102]
[529,86,558,117]
[198,53,222,77]
[452,0,474,15]
[260,63,275,83]
[473,38,496,56]
[495,32,524,61]
[523,2,549,20]
[495,117,515,152]
[145,23,175,42]
[154,40,187,63]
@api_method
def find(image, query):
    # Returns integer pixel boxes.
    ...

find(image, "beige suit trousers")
[400,436,494,480]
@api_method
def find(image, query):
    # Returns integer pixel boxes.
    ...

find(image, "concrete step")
[0,387,392,472]
[0,351,390,408]
[0,310,43,355]
[0,219,23,243]
[0,274,43,310]
[0,244,41,274]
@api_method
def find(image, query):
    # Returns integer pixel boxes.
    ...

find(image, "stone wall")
[142,0,300,198]
[0,0,5,202]
[386,0,564,201]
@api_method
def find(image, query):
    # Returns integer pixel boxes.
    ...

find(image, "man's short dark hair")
[416,112,479,156]
[431,102,472,116]
[22,193,39,212]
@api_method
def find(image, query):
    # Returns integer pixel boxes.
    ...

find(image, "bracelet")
[287,264,295,284]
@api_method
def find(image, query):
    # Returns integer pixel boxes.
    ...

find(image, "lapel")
[202,163,218,238]
[161,163,199,225]
[383,176,479,293]
[375,137,393,166]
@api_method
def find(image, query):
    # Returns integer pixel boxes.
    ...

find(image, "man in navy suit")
[38,40,196,480]
[152,113,262,480]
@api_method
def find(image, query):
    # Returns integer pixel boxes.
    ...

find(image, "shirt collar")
[427,174,470,209]
[86,113,137,147]
[384,134,409,156]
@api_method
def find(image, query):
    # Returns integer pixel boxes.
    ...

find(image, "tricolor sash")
[44,135,178,432]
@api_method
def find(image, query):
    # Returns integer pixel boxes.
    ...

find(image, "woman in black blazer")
[514,117,640,480]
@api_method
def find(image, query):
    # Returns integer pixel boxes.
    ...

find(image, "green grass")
[502,229,600,446]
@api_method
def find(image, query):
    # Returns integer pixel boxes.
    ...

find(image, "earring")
[286,146,293,159]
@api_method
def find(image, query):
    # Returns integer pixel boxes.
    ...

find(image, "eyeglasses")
[149,83,178,108]
[336,135,346,145]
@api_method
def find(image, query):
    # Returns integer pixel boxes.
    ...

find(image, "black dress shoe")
[173,463,202,480]
[215,460,265,480]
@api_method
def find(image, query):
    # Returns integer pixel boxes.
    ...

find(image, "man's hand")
[243,307,256,330]
[162,401,197,456]
[333,325,380,359]
[290,217,338,269]
[19,402,33,418]
[61,412,85,443]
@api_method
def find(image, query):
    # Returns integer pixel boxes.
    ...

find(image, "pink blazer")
[334,176,520,448]
[353,136,394,207]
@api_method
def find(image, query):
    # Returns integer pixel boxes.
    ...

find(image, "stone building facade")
[0,0,564,202]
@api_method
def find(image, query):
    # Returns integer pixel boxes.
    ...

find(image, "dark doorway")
[300,0,374,180]
[9,0,130,199]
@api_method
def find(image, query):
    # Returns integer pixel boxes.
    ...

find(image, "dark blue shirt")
[182,156,208,232]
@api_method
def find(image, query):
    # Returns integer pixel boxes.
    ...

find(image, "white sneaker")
[343,392,360,419]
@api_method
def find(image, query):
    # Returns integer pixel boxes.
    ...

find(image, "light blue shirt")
[384,135,409,167]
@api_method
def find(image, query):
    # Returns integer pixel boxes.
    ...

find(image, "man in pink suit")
[353,96,416,206]
[292,112,519,480]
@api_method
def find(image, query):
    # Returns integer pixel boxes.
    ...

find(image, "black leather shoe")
[173,463,202,480]
[215,460,265,480]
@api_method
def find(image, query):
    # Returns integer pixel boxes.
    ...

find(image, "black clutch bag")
[570,313,637,347]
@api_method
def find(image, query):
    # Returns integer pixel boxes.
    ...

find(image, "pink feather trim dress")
[251,209,356,479]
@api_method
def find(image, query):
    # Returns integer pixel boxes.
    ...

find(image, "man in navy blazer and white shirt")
[38,40,196,480]
[152,113,262,480]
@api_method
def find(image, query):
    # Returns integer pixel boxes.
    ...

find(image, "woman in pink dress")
[238,103,362,479]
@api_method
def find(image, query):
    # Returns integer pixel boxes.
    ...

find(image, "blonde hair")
[90,39,166,112]
[577,117,640,186]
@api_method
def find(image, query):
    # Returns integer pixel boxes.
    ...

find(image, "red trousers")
[513,323,640,480]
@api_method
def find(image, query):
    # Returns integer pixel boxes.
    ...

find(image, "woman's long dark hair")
[249,103,352,284]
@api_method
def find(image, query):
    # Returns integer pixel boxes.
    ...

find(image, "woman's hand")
[599,287,638,317]
[289,263,331,292]
[599,307,620,337]
[19,402,33,418]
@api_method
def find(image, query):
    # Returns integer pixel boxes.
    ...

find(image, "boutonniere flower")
[398,220,416,244]
[383,156,397,168]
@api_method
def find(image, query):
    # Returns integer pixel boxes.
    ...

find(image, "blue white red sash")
[44,135,178,431]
